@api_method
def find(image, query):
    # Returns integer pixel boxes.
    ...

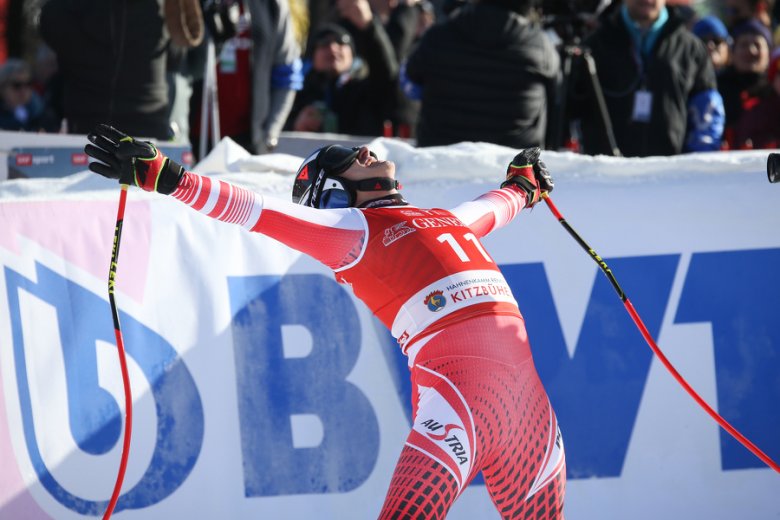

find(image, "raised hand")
[85,124,184,194]
[501,147,554,208]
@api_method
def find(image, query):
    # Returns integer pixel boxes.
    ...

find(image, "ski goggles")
[319,145,377,176]
[318,177,354,209]
[312,146,380,209]
[293,145,394,208]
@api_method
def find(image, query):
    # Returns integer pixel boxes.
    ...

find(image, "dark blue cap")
[692,15,730,42]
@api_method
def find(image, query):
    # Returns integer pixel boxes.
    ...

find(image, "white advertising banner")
[0,139,778,519]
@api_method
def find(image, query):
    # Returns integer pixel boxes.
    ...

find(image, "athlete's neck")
[359,193,409,208]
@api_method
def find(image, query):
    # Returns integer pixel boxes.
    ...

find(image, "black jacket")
[717,68,768,129]
[404,3,559,148]
[286,18,399,137]
[40,0,170,139]
[571,7,716,157]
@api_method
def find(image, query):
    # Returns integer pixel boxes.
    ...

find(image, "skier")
[85,124,566,519]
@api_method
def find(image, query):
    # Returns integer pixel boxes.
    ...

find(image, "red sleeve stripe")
[242,194,263,230]
[223,184,255,225]
[177,174,198,204]
[220,183,241,223]
[174,173,213,211]
[468,213,497,237]
[206,181,231,219]
[174,172,262,227]
[464,190,515,233]
[190,175,213,210]
[488,188,522,227]
[226,185,248,223]
[172,171,198,204]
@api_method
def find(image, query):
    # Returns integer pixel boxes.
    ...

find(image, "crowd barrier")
[0,132,777,519]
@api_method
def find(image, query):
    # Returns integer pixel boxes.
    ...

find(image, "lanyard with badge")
[631,34,653,123]
[631,30,653,123]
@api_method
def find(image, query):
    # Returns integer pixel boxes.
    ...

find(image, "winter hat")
[312,24,355,53]
[730,18,773,49]
[692,15,730,43]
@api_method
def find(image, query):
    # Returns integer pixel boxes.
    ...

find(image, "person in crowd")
[381,0,434,138]
[39,0,171,139]
[85,122,566,520]
[189,0,302,154]
[191,0,302,154]
[723,0,775,30]
[285,0,399,136]
[0,0,46,65]
[568,0,724,156]
[0,58,58,131]
[692,14,732,74]
[717,18,774,147]
[733,47,780,148]
[402,0,559,149]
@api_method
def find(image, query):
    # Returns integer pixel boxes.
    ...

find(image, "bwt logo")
[2,248,778,512]
[3,262,204,515]
[377,249,780,479]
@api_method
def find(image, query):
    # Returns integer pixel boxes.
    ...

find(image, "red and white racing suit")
[172,172,566,519]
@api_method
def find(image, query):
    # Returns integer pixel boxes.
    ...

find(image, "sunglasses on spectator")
[315,34,351,47]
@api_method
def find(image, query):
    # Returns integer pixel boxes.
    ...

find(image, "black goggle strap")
[349,177,400,191]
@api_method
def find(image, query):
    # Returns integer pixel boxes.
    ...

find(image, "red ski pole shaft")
[541,193,779,474]
[103,184,134,519]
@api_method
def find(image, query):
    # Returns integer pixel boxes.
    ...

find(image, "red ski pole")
[103,184,134,519]
[542,193,779,474]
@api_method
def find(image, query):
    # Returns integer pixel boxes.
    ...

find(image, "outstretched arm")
[449,186,528,238]
[171,172,367,269]
[85,124,366,270]
[450,148,554,238]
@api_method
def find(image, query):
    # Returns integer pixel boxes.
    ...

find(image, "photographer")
[567,0,724,156]
[402,0,559,148]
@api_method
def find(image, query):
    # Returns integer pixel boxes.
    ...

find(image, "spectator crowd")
[0,0,778,157]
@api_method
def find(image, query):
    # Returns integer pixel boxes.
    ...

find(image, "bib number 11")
[437,232,493,263]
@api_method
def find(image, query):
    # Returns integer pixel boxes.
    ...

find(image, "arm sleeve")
[684,40,723,152]
[262,83,299,148]
[171,171,367,269]
[400,61,423,101]
[448,185,528,238]
[249,0,302,151]
[685,89,725,152]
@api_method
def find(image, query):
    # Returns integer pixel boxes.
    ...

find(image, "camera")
[202,0,241,46]
[540,0,612,44]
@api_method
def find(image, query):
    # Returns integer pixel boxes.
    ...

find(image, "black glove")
[84,124,184,195]
[501,147,554,208]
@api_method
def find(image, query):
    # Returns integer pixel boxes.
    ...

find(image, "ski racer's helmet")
[292,145,397,208]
